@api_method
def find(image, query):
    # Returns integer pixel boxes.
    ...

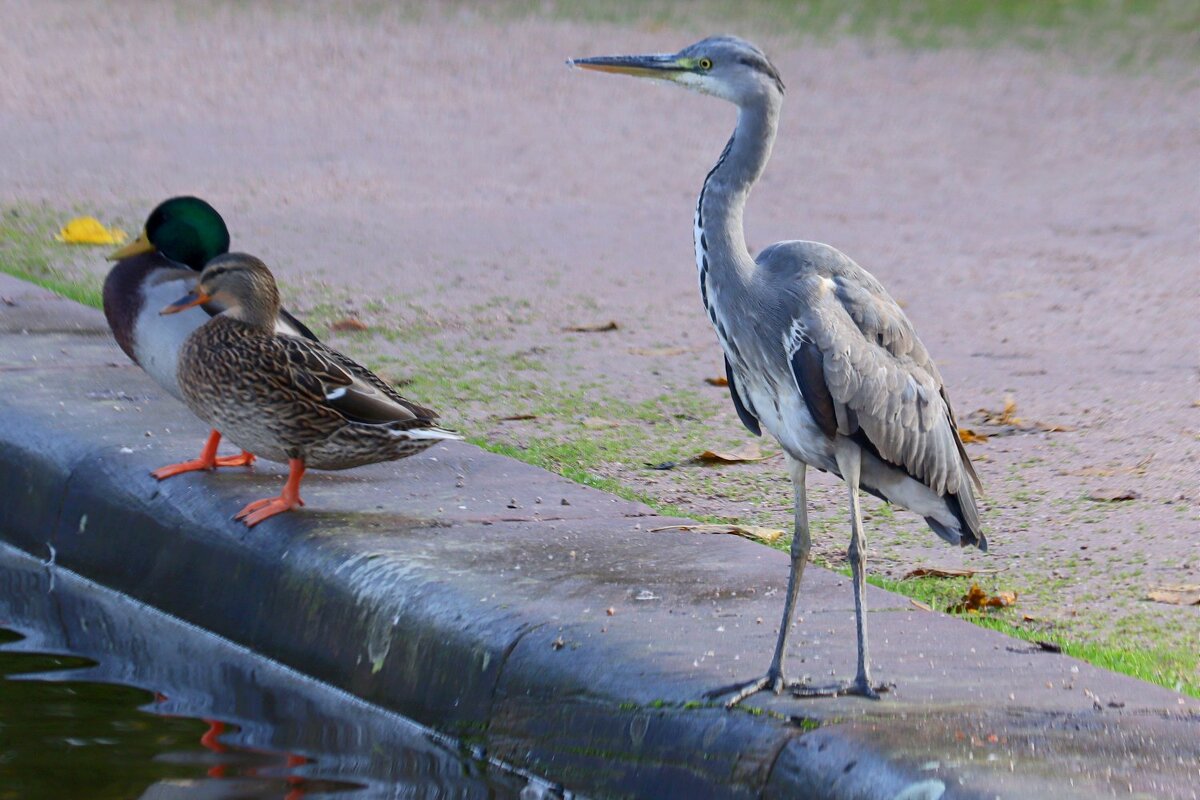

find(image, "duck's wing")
[276,336,437,426]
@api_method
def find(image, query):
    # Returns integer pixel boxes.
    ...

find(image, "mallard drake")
[161,253,460,527]
[102,196,317,479]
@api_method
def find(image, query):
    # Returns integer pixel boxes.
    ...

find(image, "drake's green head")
[108,196,230,270]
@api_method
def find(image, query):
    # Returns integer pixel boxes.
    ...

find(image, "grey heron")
[571,36,985,706]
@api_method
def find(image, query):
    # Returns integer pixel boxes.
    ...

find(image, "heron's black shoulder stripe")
[789,341,837,439]
[725,357,760,437]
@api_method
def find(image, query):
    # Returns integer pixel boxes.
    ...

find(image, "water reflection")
[0,544,562,800]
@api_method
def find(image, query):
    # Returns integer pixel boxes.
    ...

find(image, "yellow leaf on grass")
[1146,585,1200,606]
[697,442,777,463]
[705,375,729,386]
[649,523,784,544]
[958,428,989,444]
[950,583,1017,614]
[55,217,127,246]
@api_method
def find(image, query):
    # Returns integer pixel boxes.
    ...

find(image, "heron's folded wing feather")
[789,273,967,497]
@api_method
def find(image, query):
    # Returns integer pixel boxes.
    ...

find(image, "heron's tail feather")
[926,480,986,552]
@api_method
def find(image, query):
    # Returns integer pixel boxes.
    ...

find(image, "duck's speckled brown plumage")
[174,255,457,472]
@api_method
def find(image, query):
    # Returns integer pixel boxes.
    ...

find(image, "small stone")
[535,496,543,504]
[560,498,571,506]
[551,636,565,650]
[507,498,520,509]
[606,607,615,616]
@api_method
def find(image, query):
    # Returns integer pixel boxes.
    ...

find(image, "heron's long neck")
[695,92,780,302]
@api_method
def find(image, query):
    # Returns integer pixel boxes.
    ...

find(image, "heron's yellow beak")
[160,288,211,315]
[568,53,688,80]
[108,230,155,261]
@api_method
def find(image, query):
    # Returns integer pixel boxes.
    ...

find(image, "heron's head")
[570,36,784,105]
[160,252,279,327]
[108,196,230,271]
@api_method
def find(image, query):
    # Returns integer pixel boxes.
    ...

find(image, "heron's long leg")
[835,441,878,698]
[716,457,811,708]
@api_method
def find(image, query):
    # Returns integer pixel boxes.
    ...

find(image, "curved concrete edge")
[2,276,1197,799]
[0,364,901,799]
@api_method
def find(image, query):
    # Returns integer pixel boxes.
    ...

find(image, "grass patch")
[11,201,1194,704]
[0,205,104,309]
[865,573,1200,698]
[476,0,1200,67]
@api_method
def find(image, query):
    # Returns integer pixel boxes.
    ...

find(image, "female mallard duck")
[103,196,317,479]
[161,253,460,527]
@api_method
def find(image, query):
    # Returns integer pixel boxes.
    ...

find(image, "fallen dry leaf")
[958,428,989,444]
[1146,585,1200,606]
[330,317,369,332]
[495,413,537,422]
[705,375,729,387]
[628,346,689,357]
[697,442,777,463]
[1087,488,1139,502]
[649,523,784,544]
[971,396,1072,437]
[55,216,127,246]
[950,583,1017,614]
[909,598,932,612]
[564,320,619,333]
[974,396,1023,426]
[902,566,1004,580]
[581,416,621,430]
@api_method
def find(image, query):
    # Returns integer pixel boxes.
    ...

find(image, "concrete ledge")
[1,273,1197,799]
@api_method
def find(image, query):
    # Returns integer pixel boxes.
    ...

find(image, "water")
[0,543,566,800]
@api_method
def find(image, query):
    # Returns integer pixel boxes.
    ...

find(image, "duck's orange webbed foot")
[151,431,256,480]
[214,450,256,468]
[233,459,306,528]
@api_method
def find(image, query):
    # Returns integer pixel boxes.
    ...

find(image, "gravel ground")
[1,1,1196,669]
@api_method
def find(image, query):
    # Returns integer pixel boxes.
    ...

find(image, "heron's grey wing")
[786,267,977,497]
[725,356,761,436]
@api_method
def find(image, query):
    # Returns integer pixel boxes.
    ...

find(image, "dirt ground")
[1,2,1196,670]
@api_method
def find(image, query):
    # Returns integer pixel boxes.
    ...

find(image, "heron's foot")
[704,668,792,709]
[791,675,893,700]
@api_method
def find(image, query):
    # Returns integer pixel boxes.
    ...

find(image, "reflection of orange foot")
[285,753,308,798]
[151,430,256,480]
[200,719,227,752]
[233,459,306,528]
[201,719,228,778]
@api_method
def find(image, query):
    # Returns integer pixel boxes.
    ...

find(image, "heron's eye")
[698,57,713,70]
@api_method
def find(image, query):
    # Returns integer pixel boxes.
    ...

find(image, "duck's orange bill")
[160,289,212,315]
